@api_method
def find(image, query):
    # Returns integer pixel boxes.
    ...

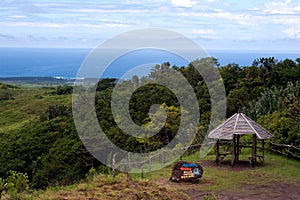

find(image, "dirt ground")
[185,183,300,200]
[157,160,300,200]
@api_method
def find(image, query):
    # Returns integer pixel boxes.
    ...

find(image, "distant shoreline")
[1,47,299,78]
[0,77,106,85]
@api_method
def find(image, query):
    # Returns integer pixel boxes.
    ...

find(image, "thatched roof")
[208,113,273,140]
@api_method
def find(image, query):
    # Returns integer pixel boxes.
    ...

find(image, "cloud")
[9,15,27,19]
[58,8,147,13]
[2,21,129,28]
[0,33,15,40]
[272,17,300,26]
[192,29,216,35]
[27,35,47,41]
[249,7,259,11]
[177,11,255,26]
[171,0,196,7]
[283,28,300,39]
[1,0,300,50]
[264,0,300,14]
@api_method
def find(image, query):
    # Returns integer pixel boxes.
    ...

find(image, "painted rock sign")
[170,161,203,182]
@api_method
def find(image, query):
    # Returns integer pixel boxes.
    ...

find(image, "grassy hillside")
[0,83,71,134]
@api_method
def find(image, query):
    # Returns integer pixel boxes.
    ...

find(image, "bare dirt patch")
[212,182,300,200]
[160,179,300,200]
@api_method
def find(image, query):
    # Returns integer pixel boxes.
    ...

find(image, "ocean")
[0,47,299,78]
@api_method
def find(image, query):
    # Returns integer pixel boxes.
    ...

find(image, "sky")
[1,0,300,51]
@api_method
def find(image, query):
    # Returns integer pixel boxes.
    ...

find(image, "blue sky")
[1,0,300,50]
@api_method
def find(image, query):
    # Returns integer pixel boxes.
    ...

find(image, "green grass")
[16,151,298,200]
[130,151,300,193]
[0,85,71,133]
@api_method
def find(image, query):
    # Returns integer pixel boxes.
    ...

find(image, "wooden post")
[128,152,131,169]
[262,139,265,165]
[112,153,117,177]
[236,135,240,162]
[252,134,257,166]
[198,143,201,159]
[231,135,236,166]
[179,148,182,160]
[216,140,220,164]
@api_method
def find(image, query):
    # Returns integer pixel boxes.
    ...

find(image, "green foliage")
[203,193,217,200]
[96,78,117,91]
[243,81,300,120]
[221,57,300,117]
[0,83,16,101]
[0,91,14,101]
[54,85,73,95]
[6,170,29,193]
[0,177,7,199]
[0,108,97,189]
[241,81,300,146]
[39,104,71,121]
[258,111,300,145]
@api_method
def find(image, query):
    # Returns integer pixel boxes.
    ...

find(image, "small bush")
[7,170,29,193]
[203,193,217,200]
[0,92,14,101]
[39,104,71,121]
[55,85,73,95]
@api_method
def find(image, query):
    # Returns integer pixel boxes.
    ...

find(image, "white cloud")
[249,7,259,11]
[273,17,300,25]
[58,8,147,13]
[2,21,129,28]
[1,0,300,49]
[192,29,216,35]
[177,11,255,26]
[264,0,300,14]
[283,28,300,39]
[9,15,27,19]
[171,0,196,7]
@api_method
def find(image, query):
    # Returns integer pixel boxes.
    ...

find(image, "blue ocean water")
[0,48,299,78]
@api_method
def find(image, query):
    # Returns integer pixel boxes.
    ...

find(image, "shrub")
[7,170,29,193]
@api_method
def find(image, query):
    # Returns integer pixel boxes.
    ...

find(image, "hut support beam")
[251,134,257,166]
[215,140,220,164]
[236,135,240,162]
[231,135,236,166]
[262,139,265,165]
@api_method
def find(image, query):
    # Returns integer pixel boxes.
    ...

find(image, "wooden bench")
[248,154,264,166]
[216,152,232,165]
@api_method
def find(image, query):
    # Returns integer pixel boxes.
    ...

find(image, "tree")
[55,85,73,95]
[219,63,243,94]
[132,75,139,89]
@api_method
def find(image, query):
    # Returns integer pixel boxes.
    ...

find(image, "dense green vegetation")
[0,56,299,198]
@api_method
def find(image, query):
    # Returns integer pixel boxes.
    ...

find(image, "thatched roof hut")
[208,113,273,166]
